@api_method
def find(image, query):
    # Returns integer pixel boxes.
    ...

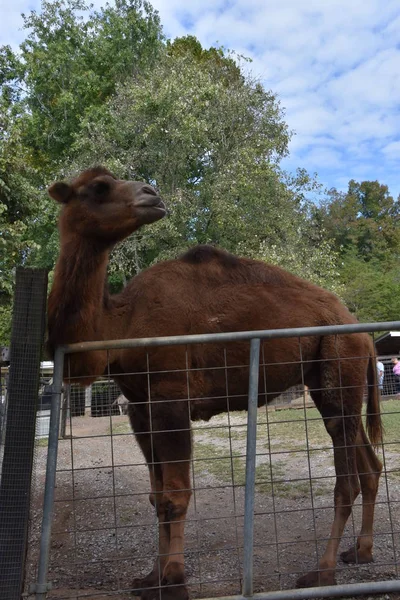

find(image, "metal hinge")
[28,581,52,594]
[43,384,64,394]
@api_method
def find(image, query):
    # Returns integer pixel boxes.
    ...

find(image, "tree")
[0,93,42,345]
[74,39,339,291]
[316,180,400,322]
[318,180,400,262]
[0,0,163,172]
[340,253,400,323]
[0,0,164,343]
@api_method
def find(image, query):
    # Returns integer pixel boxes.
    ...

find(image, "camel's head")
[48,166,166,244]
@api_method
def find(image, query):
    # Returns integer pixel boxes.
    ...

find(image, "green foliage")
[319,181,400,262]
[339,252,400,323]
[1,0,163,170]
[0,304,12,346]
[0,0,164,336]
[0,2,355,341]
[317,180,400,322]
[74,42,339,290]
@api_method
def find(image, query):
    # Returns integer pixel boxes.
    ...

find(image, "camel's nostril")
[141,184,157,196]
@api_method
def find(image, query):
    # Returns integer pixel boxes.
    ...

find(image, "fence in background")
[26,321,400,600]
[378,357,400,396]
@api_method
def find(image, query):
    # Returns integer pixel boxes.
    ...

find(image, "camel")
[47,166,383,599]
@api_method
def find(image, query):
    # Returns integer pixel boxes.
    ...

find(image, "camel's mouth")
[134,195,165,209]
[133,197,167,223]
[154,199,166,210]
[148,199,166,215]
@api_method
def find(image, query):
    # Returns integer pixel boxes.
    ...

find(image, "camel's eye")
[91,180,110,196]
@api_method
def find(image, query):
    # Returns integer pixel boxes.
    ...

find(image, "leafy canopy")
[75,38,338,289]
[0,6,342,344]
[315,180,400,322]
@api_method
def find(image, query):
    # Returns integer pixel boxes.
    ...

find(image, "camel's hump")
[180,245,240,268]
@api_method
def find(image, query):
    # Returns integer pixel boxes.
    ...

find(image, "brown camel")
[47,166,383,599]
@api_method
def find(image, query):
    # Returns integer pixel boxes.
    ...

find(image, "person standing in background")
[391,357,400,395]
[376,358,384,393]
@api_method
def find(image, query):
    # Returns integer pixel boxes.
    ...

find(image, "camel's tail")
[366,350,383,447]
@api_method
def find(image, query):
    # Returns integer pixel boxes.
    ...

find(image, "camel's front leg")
[140,459,191,600]
[132,462,171,594]
[161,460,191,589]
[138,393,192,600]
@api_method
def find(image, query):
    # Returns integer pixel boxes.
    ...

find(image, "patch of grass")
[108,421,131,435]
[205,426,246,441]
[36,437,48,447]
[380,400,400,444]
[261,407,329,451]
[253,461,330,499]
[194,442,246,485]
[196,409,329,451]
[193,441,329,499]
[255,400,400,452]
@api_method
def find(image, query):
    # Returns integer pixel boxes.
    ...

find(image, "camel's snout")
[131,181,166,221]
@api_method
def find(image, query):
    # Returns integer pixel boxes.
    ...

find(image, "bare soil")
[25,408,400,600]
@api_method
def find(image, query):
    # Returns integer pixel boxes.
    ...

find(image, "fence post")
[0,268,48,600]
[33,346,64,599]
[59,384,69,439]
[242,338,261,598]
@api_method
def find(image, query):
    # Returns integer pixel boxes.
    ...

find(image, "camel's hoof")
[296,569,336,588]
[341,546,374,564]
[132,571,159,595]
[161,561,185,586]
[133,563,189,599]
[140,584,189,600]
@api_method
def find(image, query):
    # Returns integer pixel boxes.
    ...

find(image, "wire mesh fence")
[0,268,48,600]
[25,323,400,600]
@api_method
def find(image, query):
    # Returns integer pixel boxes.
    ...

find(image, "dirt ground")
[25,405,400,600]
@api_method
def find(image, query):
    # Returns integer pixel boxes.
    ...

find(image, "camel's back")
[128,244,329,292]
[179,245,328,290]
[121,245,356,338]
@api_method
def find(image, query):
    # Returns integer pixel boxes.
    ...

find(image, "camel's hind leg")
[341,421,382,564]
[297,346,365,588]
[296,406,361,587]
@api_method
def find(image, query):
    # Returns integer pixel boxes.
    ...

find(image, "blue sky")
[2,0,400,198]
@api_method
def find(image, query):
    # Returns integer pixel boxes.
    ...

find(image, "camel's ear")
[48,182,72,203]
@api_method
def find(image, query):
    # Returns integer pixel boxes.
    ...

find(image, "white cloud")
[150,0,400,195]
[0,0,37,48]
[382,141,400,160]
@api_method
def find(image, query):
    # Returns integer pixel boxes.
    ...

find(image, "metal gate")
[30,322,400,600]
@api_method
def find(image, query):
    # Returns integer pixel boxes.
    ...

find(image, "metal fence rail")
[32,321,400,599]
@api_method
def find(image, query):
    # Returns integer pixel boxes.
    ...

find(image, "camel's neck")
[47,235,111,351]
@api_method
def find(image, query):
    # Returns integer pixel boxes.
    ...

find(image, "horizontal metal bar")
[46,578,400,600]
[60,321,400,354]
[201,578,400,600]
